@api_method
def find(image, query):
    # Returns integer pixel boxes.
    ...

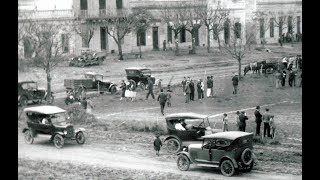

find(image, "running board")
[196,163,219,168]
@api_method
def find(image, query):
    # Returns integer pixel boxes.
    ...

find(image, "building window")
[270,18,274,38]
[116,0,123,9]
[167,26,172,43]
[100,27,107,50]
[297,16,301,34]
[259,18,264,38]
[213,24,218,40]
[279,17,283,37]
[234,22,241,39]
[80,0,87,10]
[224,20,230,44]
[99,0,105,9]
[61,34,69,53]
[137,29,146,46]
[288,16,293,34]
[180,27,186,43]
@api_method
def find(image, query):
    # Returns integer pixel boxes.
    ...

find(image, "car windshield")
[182,118,209,128]
[21,82,37,89]
[50,113,67,124]
[141,69,151,76]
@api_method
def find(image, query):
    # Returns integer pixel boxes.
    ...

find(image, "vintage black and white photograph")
[18,0,302,179]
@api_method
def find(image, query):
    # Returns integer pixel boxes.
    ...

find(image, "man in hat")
[189,79,195,101]
[262,108,273,138]
[206,76,212,98]
[238,111,249,132]
[254,106,263,136]
[146,77,155,100]
[157,89,167,115]
[153,134,162,156]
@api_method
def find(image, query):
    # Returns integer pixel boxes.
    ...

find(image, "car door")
[211,139,229,161]
[195,140,215,163]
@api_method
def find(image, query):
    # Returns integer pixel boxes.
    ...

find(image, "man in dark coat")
[120,80,126,101]
[288,70,296,87]
[153,134,162,156]
[189,79,195,101]
[238,111,249,132]
[232,74,239,94]
[181,77,187,95]
[146,77,155,100]
[254,106,263,136]
[206,76,213,98]
[185,81,191,103]
[281,71,287,87]
[157,89,167,115]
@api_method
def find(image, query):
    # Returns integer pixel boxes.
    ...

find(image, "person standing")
[281,71,287,87]
[238,111,248,132]
[166,88,172,107]
[200,79,204,99]
[163,40,167,51]
[299,72,302,87]
[120,80,126,101]
[254,106,263,136]
[157,79,162,92]
[269,116,276,139]
[146,77,155,100]
[185,81,191,103]
[235,111,241,131]
[262,108,272,138]
[197,80,202,100]
[157,89,167,115]
[288,70,296,87]
[189,79,195,101]
[222,113,228,132]
[206,76,212,98]
[232,73,239,94]
[275,71,282,89]
[210,76,214,97]
[181,77,187,96]
[86,97,94,114]
[153,134,162,156]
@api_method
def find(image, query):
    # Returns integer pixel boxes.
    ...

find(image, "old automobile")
[69,48,106,67]
[18,81,54,106]
[164,113,222,153]
[64,72,117,105]
[125,67,155,90]
[176,131,256,176]
[22,105,86,148]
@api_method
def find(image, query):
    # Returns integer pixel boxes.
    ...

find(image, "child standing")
[153,134,162,156]
[222,113,228,132]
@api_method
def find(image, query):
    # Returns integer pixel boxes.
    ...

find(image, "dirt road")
[18,134,301,180]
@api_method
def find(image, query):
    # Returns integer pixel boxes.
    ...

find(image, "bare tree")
[253,11,271,48]
[223,20,254,78]
[197,2,230,52]
[73,18,96,48]
[23,19,72,102]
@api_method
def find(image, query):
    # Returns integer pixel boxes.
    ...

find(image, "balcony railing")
[18,9,74,20]
[75,8,130,19]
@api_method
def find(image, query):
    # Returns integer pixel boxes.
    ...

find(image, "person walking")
[120,80,126,100]
[232,73,239,94]
[262,108,273,138]
[222,113,228,132]
[157,89,167,115]
[206,76,212,98]
[185,81,191,103]
[238,111,248,132]
[254,106,263,136]
[153,134,162,156]
[189,79,195,101]
[146,77,155,100]
[275,70,282,89]
[181,77,187,96]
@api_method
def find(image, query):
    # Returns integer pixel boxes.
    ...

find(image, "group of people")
[181,76,215,103]
[119,79,137,101]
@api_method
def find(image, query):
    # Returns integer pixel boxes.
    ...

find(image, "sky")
[18,0,73,10]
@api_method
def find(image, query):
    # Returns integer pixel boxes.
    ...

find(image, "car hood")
[188,144,202,149]
[53,122,72,128]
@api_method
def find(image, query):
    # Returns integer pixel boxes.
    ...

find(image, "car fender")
[75,128,86,134]
[177,151,194,164]
[53,132,65,137]
[220,155,238,169]
[164,135,181,143]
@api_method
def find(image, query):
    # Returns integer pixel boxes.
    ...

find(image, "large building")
[18,0,302,58]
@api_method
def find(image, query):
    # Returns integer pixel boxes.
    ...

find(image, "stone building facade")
[18,0,302,57]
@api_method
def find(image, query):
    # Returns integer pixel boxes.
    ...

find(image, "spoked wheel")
[242,161,254,172]
[76,131,86,144]
[177,155,190,171]
[53,134,64,149]
[24,130,34,144]
[110,86,117,95]
[166,138,181,153]
[138,82,145,91]
[220,159,235,177]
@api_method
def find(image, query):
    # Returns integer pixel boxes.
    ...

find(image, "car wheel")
[220,159,235,177]
[20,96,28,107]
[110,86,117,95]
[242,161,254,172]
[139,82,145,90]
[53,134,64,149]
[241,148,253,166]
[24,130,34,144]
[166,138,181,153]
[177,155,190,171]
[76,131,86,144]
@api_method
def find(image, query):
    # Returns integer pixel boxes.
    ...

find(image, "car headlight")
[63,130,67,135]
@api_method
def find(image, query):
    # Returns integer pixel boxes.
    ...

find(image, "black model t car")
[18,81,54,106]
[164,113,222,153]
[177,131,256,176]
[125,67,155,90]
[22,105,86,148]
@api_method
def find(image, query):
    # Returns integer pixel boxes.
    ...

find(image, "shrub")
[66,103,97,125]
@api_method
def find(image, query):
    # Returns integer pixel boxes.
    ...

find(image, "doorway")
[152,27,159,50]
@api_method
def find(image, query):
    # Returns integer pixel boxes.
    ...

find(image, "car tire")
[241,148,253,166]
[24,130,34,144]
[242,161,254,172]
[220,159,235,177]
[177,155,190,171]
[20,96,28,107]
[110,86,117,95]
[76,131,86,144]
[138,82,145,90]
[53,134,64,149]
[166,138,181,153]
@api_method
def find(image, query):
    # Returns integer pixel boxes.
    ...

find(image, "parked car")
[125,67,155,90]
[176,131,256,177]
[163,113,222,153]
[69,48,106,67]
[22,105,86,149]
[18,81,54,106]
[64,72,117,105]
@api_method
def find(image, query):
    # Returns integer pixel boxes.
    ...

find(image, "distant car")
[125,67,155,90]
[176,131,256,177]
[22,105,86,149]
[18,81,54,106]
[69,48,106,67]
[163,113,222,153]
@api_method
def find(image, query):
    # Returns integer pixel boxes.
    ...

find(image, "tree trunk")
[207,27,210,53]
[174,33,179,56]
[238,58,242,79]
[217,36,221,50]
[46,66,52,103]
[191,30,196,54]
[138,34,142,58]
[117,41,123,60]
